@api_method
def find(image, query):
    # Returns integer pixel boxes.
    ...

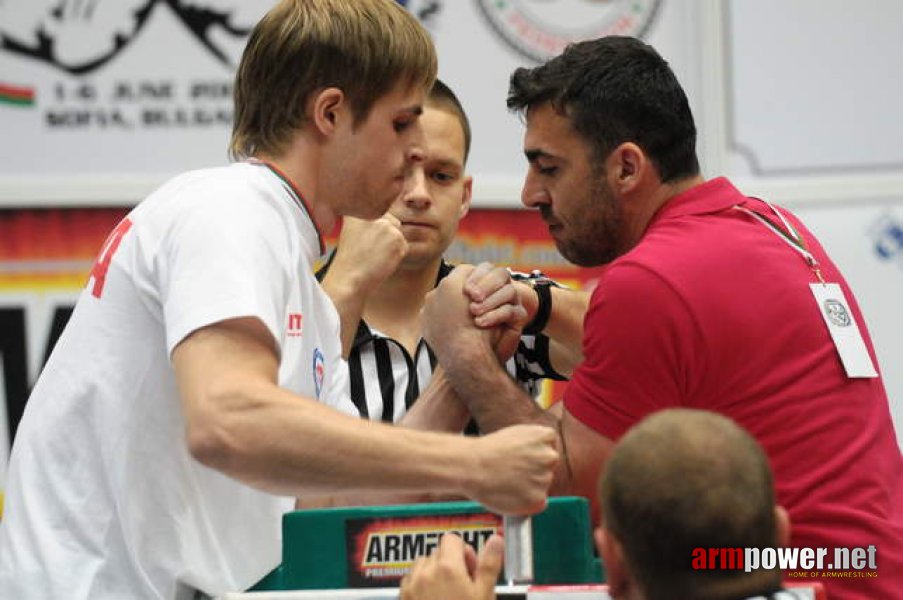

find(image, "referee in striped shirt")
[319,80,587,427]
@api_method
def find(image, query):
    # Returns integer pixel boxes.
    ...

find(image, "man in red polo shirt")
[421,36,902,599]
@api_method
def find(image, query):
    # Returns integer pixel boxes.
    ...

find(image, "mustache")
[539,206,556,223]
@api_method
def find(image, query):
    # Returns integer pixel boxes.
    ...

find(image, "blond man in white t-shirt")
[0,2,558,599]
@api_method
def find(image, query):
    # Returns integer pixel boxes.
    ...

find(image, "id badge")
[810,283,878,378]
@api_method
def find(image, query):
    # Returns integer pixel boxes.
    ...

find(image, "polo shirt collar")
[650,177,749,226]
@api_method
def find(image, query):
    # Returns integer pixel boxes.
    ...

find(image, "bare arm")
[295,367,471,509]
[423,268,611,507]
[553,402,615,524]
[399,366,471,433]
[173,316,558,513]
[320,215,407,356]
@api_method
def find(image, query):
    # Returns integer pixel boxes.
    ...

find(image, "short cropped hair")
[230,0,437,161]
[600,409,780,600]
[507,36,699,183]
[426,80,472,165]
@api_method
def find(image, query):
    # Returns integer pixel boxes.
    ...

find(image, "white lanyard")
[733,200,825,284]
[735,200,878,378]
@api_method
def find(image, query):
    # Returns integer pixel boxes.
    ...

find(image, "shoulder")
[127,165,300,272]
[593,259,684,306]
[145,164,281,210]
[144,164,288,228]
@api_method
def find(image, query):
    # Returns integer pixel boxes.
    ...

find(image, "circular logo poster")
[476,0,661,62]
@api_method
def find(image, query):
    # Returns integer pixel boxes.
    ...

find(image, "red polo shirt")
[566,178,903,599]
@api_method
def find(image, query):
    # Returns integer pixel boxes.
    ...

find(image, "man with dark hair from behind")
[400,409,795,600]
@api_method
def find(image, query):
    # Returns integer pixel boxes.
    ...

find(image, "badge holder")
[735,201,877,378]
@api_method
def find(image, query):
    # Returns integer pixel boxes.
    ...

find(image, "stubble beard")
[552,181,624,267]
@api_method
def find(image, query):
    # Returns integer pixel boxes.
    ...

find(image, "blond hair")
[230,0,437,160]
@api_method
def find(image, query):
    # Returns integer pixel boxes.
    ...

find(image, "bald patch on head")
[600,409,780,600]
[606,409,774,505]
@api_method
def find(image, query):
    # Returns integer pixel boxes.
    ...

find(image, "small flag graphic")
[0,82,36,106]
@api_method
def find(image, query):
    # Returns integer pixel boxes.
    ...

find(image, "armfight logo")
[475,0,662,62]
[346,513,501,587]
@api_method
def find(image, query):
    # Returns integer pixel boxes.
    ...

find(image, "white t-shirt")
[0,162,353,599]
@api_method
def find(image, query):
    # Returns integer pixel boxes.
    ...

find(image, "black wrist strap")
[523,280,552,335]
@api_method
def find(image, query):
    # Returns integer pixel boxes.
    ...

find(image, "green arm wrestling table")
[223,497,602,597]
[215,497,823,600]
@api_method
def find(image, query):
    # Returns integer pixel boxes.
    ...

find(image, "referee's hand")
[466,424,559,516]
[400,533,503,600]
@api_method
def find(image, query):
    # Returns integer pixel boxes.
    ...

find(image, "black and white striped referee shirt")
[321,260,566,423]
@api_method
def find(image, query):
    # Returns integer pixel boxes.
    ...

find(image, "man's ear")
[605,142,646,196]
[309,87,346,137]
[596,526,630,598]
[774,505,791,547]
[459,175,473,219]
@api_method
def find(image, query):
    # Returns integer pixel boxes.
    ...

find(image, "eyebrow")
[399,105,424,117]
[525,149,555,163]
[428,157,463,171]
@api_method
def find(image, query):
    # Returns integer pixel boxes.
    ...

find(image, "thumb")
[474,534,505,594]
[494,325,522,362]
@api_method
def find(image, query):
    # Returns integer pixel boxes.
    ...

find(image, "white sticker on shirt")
[810,283,878,378]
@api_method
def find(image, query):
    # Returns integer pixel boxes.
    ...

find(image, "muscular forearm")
[548,338,583,379]
[440,347,577,497]
[192,382,477,496]
[400,367,471,432]
[296,490,448,510]
[177,316,558,515]
[544,287,588,356]
[320,273,366,358]
[441,337,551,433]
[294,370,471,508]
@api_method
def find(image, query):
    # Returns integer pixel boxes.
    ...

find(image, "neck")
[363,258,442,327]
[257,137,337,234]
[623,174,705,251]
[692,571,784,600]
[637,571,782,600]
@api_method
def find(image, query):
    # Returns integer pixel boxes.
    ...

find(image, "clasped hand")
[422,262,528,363]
